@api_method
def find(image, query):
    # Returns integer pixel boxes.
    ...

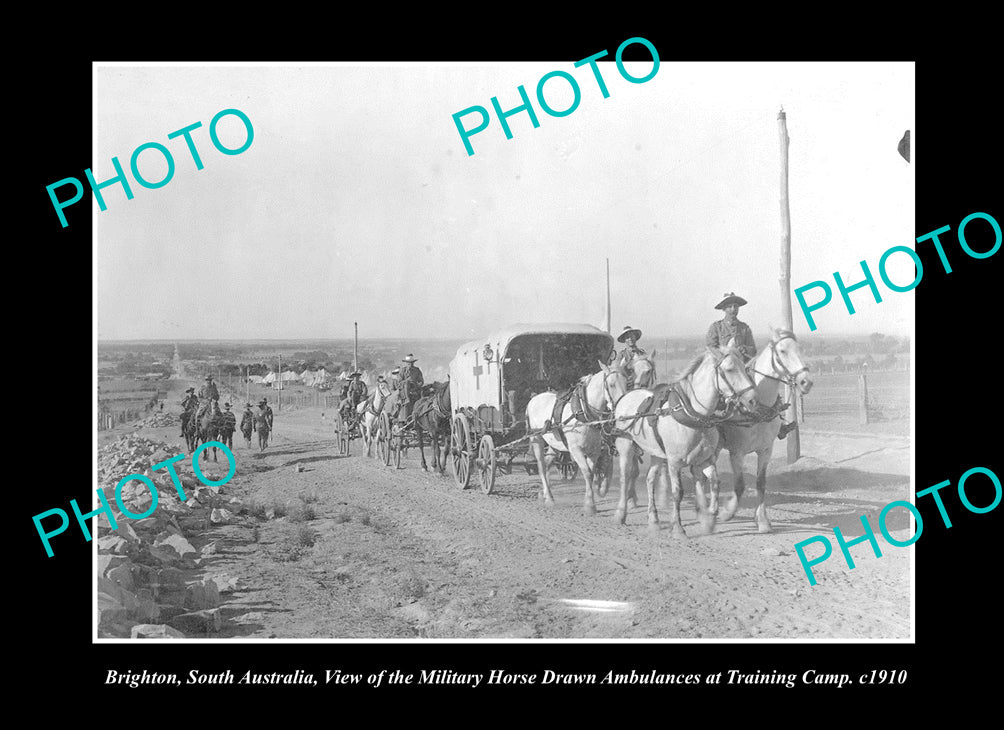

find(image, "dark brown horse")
[411,380,451,473]
[195,400,222,461]
[183,403,199,453]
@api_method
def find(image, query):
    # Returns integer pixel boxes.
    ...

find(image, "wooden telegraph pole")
[778,107,800,463]
[278,353,282,411]
[605,258,611,335]
[354,321,359,374]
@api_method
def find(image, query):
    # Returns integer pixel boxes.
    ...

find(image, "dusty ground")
[113,379,912,640]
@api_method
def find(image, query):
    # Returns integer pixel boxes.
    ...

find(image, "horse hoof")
[699,514,717,535]
[543,499,556,508]
[613,509,626,525]
[627,498,638,510]
[671,525,688,540]
[647,521,661,534]
[583,504,596,517]
[422,465,429,472]
[757,521,773,534]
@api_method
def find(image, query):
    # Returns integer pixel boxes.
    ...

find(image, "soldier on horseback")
[339,373,367,419]
[398,355,424,422]
[179,387,197,437]
[614,325,647,389]
[706,293,757,362]
[707,292,796,439]
[195,374,220,424]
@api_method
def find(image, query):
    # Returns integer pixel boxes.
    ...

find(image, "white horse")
[612,341,758,537]
[525,362,629,515]
[715,325,813,533]
[627,350,658,390]
[357,380,392,457]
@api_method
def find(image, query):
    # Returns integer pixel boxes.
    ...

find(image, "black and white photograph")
[90,60,915,641]
[21,29,1000,706]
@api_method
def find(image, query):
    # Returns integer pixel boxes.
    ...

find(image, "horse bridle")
[687,349,755,415]
[748,335,809,388]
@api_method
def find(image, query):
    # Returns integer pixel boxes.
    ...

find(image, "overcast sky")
[95,61,914,342]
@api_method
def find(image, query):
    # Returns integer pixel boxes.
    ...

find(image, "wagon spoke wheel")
[450,414,471,489]
[334,413,346,455]
[561,454,579,481]
[476,434,497,494]
[377,413,389,464]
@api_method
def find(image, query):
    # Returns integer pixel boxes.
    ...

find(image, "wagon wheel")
[559,452,579,480]
[334,413,346,455]
[377,412,390,464]
[476,434,497,494]
[450,414,471,489]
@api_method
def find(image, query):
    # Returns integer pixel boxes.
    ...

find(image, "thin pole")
[246,365,249,405]
[778,107,800,463]
[354,322,359,373]
[278,353,282,411]
[605,258,611,335]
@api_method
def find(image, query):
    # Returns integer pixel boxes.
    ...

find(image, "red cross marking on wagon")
[472,351,483,389]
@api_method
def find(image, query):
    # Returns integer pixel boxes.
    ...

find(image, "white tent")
[247,375,265,384]
[262,372,276,385]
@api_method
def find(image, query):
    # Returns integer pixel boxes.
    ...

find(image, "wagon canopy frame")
[449,322,615,427]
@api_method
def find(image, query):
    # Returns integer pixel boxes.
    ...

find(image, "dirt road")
[123,384,911,640]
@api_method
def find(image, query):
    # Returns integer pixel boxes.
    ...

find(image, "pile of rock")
[137,411,179,428]
[96,436,244,638]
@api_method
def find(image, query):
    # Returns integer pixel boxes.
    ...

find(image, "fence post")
[858,373,869,425]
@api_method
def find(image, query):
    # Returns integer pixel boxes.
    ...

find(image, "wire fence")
[799,369,910,434]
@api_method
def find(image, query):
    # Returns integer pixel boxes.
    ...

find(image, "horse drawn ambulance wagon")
[448,323,615,492]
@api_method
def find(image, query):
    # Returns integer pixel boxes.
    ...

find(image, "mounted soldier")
[398,354,424,422]
[195,374,220,424]
[339,373,367,417]
[706,293,796,439]
[218,402,237,449]
[179,387,198,437]
[706,293,757,362]
[613,325,647,389]
[239,402,255,447]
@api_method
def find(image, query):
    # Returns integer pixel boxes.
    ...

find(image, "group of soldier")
[613,291,795,440]
[338,353,425,423]
[179,374,275,449]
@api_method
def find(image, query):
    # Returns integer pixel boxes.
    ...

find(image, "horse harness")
[543,372,618,448]
[741,334,806,424]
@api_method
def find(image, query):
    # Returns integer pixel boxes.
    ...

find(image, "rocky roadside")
[96,434,245,639]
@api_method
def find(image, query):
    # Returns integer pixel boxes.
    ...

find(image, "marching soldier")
[218,402,237,449]
[240,402,255,447]
[261,396,274,430]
